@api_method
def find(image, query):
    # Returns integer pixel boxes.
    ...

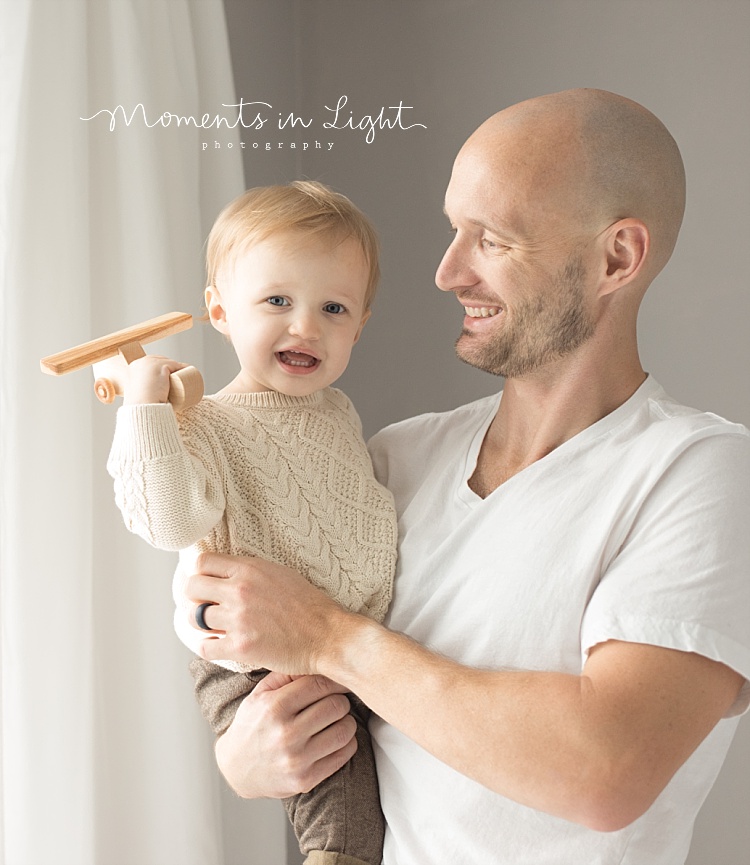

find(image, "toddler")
[106,181,397,865]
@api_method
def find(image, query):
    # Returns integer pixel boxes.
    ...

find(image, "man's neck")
[469,349,646,497]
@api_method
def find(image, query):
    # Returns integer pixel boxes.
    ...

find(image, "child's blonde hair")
[206,180,380,309]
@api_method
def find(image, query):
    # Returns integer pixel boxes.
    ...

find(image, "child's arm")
[106,356,225,551]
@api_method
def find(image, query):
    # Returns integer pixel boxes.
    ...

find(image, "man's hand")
[215,672,358,799]
[185,552,356,675]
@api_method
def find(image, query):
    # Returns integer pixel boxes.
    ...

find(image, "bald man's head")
[461,89,686,283]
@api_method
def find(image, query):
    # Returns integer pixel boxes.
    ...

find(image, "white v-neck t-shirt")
[367,376,750,865]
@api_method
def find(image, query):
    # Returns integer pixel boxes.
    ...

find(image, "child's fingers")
[131,355,187,372]
[124,355,188,404]
[159,359,189,374]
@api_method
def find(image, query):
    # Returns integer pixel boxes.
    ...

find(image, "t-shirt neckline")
[458,375,662,506]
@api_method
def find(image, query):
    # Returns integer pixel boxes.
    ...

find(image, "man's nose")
[435,236,477,292]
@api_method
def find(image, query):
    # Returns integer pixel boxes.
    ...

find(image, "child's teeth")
[281,351,316,367]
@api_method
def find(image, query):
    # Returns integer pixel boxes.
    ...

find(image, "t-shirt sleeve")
[581,430,750,717]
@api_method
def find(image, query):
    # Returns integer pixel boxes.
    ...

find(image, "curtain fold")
[0,2,245,863]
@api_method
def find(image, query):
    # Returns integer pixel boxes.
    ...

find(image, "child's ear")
[205,286,230,336]
[353,308,371,344]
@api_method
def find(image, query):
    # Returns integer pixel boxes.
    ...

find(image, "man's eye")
[323,302,346,314]
[481,237,504,251]
[267,296,289,307]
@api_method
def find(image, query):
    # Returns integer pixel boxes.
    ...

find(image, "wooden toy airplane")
[40,311,204,410]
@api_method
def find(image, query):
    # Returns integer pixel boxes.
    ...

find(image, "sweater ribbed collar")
[207,388,326,410]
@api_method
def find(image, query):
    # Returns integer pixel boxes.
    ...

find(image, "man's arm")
[188,553,744,831]
[333,622,742,831]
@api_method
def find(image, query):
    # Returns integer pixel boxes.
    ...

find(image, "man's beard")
[455,254,596,379]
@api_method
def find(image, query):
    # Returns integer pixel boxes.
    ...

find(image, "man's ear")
[205,286,230,336]
[599,218,650,297]
[353,308,372,344]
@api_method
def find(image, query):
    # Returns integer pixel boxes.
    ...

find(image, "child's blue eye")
[324,302,345,314]
[267,296,289,307]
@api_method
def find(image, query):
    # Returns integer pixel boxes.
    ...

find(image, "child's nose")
[288,310,321,340]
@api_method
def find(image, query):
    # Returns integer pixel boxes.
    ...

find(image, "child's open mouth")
[276,350,320,372]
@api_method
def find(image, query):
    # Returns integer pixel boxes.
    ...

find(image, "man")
[187,89,750,864]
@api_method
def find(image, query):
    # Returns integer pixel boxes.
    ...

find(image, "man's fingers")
[213,671,359,797]
[185,553,255,608]
[295,687,351,734]
[199,634,230,660]
[274,675,351,717]
[304,710,357,766]
[250,674,357,770]
[191,601,227,634]
[301,721,359,793]
[254,670,298,694]
[193,550,248,580]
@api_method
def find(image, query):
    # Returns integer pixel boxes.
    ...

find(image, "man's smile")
[464,306,501,318]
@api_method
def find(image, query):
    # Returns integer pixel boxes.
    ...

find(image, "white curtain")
[0,1,249,863]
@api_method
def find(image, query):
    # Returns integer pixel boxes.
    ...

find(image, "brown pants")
[190,659,385,865]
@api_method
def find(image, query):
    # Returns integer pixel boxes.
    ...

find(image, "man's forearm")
[321,610,742,832]
[321,613,610,827]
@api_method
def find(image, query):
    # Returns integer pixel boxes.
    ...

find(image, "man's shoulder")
[594,381,750,494]
[367,392,501,491]
[639,383,750,450]
[369,392,500,452]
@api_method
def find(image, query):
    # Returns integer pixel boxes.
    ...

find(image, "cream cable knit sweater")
[107,387,397,670]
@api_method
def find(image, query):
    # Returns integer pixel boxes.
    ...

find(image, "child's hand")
[123,355,189,405]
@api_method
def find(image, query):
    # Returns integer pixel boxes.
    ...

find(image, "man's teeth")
[464,306,501,318]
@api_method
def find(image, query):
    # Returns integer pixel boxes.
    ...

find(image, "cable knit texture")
[107,387,397,671]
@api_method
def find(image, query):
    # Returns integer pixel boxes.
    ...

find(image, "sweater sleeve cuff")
[110,404,184,461]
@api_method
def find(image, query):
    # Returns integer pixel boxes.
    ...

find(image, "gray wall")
[216,2,750,863]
